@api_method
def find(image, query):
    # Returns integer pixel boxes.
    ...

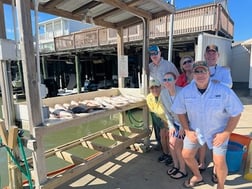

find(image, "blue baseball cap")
[149,45,160,52]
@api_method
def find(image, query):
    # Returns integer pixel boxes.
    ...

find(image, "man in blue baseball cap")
[149,45,179,84]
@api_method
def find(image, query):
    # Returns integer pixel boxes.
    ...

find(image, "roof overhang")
[2,0,175,29]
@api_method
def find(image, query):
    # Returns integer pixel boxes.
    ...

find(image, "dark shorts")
[173,123,185,140]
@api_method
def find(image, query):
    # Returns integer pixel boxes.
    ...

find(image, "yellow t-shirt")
[146,93,167,124]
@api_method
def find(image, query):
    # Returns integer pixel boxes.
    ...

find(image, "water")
[0,98,143,188]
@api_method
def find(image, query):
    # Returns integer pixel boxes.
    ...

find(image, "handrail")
[49,3,234,53]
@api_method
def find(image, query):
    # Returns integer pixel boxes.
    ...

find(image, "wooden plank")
[0,1,6,38]
[40,129,149,189]
[35,101,146,136]
[119,125,145,134]
[55,150,87,164]
[102,132,129,142]
[82,140,111,152]
[0,120,8,145]
[42,88,119,107]
[16,1,47,187]
[7,126,18,149]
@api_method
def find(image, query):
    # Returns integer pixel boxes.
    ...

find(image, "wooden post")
[75,54,81,93]
[0,1,6,38]
[16,0,47,188]
[117,27,125,88]
[0,3,23,188]
[141,17,150,147]
[42,56,48,79]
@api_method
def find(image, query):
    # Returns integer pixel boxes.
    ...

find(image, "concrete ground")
[57,84,252,189]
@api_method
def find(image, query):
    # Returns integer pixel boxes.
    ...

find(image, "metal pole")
[168,0,175,62]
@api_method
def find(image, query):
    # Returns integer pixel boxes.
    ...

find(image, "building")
[38,2,235,95]
[39,17,93,52]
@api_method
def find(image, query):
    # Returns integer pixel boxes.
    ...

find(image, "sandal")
[211,172,218,183]
[183,178,204,188]
[167,167,179,175]
[170,170,188,179]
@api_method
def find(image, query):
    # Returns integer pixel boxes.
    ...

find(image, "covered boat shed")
[0,0,175,188]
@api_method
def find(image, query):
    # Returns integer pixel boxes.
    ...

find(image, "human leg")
[151,112,161,148]
[158,128,171,162]
[198,144,207,171]
[182,136,203,182]
[212,142,228,189]
[170,138,188,179]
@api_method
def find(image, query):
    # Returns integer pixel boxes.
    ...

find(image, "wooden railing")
[52,3,233,52]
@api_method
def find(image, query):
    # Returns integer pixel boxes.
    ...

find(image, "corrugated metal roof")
[2,0,175,29]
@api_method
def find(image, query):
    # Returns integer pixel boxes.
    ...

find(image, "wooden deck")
[52,3,233,52]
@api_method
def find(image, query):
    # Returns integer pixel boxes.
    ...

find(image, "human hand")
[169,128,176,137]
[178,129,185,139]
[212,131,230,147]
[185,130,198,143]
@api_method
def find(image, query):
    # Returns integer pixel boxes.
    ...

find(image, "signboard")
[118,55,128,78]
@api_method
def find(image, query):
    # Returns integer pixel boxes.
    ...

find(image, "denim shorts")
[183,136,228,156]
[173,123,185,140]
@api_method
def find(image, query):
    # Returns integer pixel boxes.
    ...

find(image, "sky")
[2,0,251,42]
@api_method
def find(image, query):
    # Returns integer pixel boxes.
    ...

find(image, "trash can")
[226,141,246,173]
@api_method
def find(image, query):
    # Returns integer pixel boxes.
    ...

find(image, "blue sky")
[3,0,251,42]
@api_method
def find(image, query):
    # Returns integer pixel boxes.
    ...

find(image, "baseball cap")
[149,78,161,88]
[206,44,218,52]
[149,45,160,52]
[192,61,208,70]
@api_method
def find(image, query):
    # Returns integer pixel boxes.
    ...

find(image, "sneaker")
[158,154,170,163]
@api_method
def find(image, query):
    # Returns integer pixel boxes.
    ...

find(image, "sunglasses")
[150,51,159,56]
[163,77,174,82]
[183,60,192,65]
[193,69,208,74]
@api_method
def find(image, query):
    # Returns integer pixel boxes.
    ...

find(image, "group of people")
[146,44,243,189]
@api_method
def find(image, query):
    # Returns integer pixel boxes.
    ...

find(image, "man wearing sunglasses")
[171,61,243,189]
[149,45,179,84]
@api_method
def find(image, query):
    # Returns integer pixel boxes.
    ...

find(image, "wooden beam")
[0,120,8,145]
[82,140,111,152]
[16,0,47,186]
[116,17,142,28]
[7,126,18,149]
[152,0,175,14]
[100,0,152,19]
[128,0,147,7]
[55,150,87,164]
[72,1,102,15]
[93,8,120,21]
[102,132,129,142]
[0,1,6,38]
[42,0,63,8]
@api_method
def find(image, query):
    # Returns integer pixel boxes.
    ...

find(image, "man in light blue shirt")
[149,45,179,84]
[171,61,243,189]
[205,44,232,88]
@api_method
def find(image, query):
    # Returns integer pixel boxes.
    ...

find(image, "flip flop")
[183,178,204,188]
[211,172,218,183]
[167,167,179,175]
[170,170,188,179]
